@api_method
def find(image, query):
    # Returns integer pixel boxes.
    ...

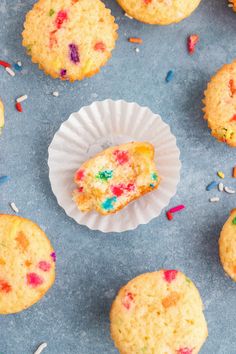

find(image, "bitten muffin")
[116,0,201,25]
[110,270,208,354]
[203,61,236,147]
[22,0,118,82]
[0,99,4,135]
[219,210,236,282]
[73,142,160,215]
[0,215,56,314]
[229,0,236,11]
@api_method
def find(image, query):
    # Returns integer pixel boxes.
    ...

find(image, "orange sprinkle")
[230,114,236,122]
[0,258,6,265]
[25,260,32,267]
[128,37,143,44]
[233,167,236,178]
[162,292,180,308]
[15,232,29,252]
[0,279,12,293]
[233,265,236,274]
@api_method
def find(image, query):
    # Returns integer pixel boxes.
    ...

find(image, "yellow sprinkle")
[82,59,93,75]
[52,58,61,71]
[217,171,225,179]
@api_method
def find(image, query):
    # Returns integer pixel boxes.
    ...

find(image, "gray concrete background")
[0,0,235,353]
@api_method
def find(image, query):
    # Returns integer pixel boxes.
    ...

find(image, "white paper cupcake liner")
[48,99,181,232]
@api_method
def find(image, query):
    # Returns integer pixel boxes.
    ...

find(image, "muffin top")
[219,210,236,281]
[203,61,236,147]
[116,0,201,25]
[22,0,118,81]
[110,270,208,354]
[0,214,56,314]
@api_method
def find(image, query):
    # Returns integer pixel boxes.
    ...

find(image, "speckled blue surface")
[0,0,236,353]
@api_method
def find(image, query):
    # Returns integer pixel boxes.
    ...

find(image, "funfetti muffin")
[0,99,4,135]
[203,61,236,147]
[22,0,118,82]
[73,142,160,215]
[0,215,56,314]
[219,210,236,282]
[116,0,201,25]
[229,0,236,11]
[110,270,208,354]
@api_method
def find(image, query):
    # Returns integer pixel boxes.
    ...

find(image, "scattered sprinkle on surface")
[206,181,218,191]
[218,182,224,192]
[52,91,59,97]
[5,67,15,77]
[233,166,236,178]
[217,171,224,179]
[135,48,140,53]
[16,94,28,103]
[0,60,11,68]
[125,13,133,19]
[128,37,143,44]
[15,102,23,112]
[187,34,199,55]
[10,202,19,213]
[34,342,47,354]
[209,197,220,203]
[165,70,174,83]
[224,186,235,194]
[169,205,185,213]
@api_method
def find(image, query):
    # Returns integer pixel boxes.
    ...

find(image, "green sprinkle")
[151,172,158,181]
[49,9,55,16]
[232,217,236,225]
[185,277,192,284]
[150,183,155,188]
[26,45,32,53]
[96,170,113,181]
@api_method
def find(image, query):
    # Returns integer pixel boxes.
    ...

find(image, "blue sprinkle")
[206,181,218,191]
[14,63,22,71]
[165,70,174,83]
[150,183,155,188]
[0,176,10,185]
[101,197,117,211]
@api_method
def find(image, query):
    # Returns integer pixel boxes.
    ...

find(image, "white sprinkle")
[10,202,19,213]
[17,61,22,67]
[224,186,235,194]
[218,182,224,192]
[34,343,47,354]
[135,48,140,53]
[52,91,59,97]
[16,94,28,103]
[5,67,15,77]
[125,13,133,19]
[228,4,233,7]
[209,197,220,203]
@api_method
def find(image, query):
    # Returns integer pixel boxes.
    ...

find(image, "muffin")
[0,215,56,314]
[203,60,236,147]
[22,0,118,82]
[0,99,4,135]
[73,142,160,215]
[219,210,236,281]
[110,270,208,354]
[116,0,201,25]
[229,0,236,11]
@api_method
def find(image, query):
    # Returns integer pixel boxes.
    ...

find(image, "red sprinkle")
[163,270,178,283]
[55,10,68,29]
[177,348,193,354]
[0,279,12,293]
[229,79,236,96]
[38,261,51,272]
[75,169,85,181]
[94,42,106,52]
[77,186,84,193]
[166,211,173,221]
[230,114,236,122]
[15,102,23,112]
[111,184,124,197]
[187,34,199,54]
[27,273,43,287]
[144,0,152,3]
[0,60,11,68]
[122,292,134,310]
[113,150,129,165]
[169,205,185,214]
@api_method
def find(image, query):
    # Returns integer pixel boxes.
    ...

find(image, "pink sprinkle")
[169,205,185,214]
[113,150,129,165]
[55,10,68,29]
[122,292,134,310]
[163,270,178,283]
[75,169,85,181]
[177,348,193,354]
[50,252,56,262]
[126,183,135,192]
[38,261,51,272]
[27,273,43,287]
